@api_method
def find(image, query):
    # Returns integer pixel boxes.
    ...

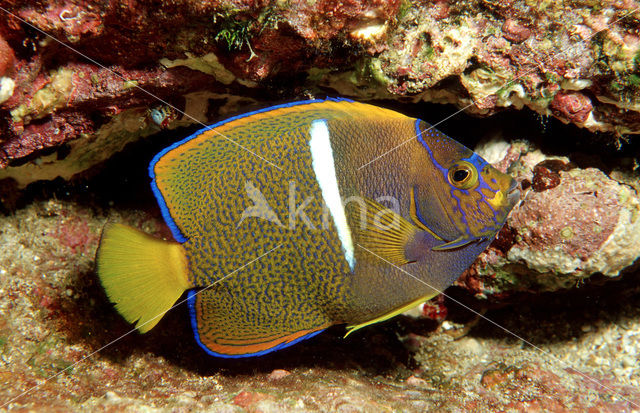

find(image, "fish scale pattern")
[153,101,359,355]
[145,99,518,357]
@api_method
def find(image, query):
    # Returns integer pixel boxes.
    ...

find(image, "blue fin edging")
[187,290,326,358]
[147,97,354,244]
[149,179,188,243]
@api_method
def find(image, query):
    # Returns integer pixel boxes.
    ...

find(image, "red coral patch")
[550,92,593,123]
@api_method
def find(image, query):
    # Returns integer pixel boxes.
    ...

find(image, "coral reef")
[457,139,640,298]
[1,0,639,410]
[1,0,639,184]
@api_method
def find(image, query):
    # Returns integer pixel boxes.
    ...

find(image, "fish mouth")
[506,180,521,207]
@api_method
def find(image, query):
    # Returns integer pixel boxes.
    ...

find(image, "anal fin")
[188,290,331,358]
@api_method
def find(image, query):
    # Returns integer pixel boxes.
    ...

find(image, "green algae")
[358,58,393,86]
[215,18,253,52]
[213,6,279,55]
[121,80,139,90]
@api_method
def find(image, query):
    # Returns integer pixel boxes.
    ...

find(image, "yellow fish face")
[410,121,519,249]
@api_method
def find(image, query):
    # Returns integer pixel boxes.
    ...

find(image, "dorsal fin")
[148,98,409,243]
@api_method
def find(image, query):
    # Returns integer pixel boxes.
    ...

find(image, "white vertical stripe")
[309,119,356,271]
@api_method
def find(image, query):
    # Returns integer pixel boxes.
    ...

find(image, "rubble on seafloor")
[0,196,638,410]
[0,0,640,411]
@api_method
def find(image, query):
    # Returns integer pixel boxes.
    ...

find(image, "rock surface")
[0,192,639,411]
[1,0,640,410]
[1,0,640,184]
[459,139,640,298]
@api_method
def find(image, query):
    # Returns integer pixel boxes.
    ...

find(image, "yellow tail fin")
[96,223,192,333]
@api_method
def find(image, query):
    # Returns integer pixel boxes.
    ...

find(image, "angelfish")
[96,98,519,358]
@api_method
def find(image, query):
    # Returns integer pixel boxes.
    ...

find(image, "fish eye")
[448,161,478,189]
[453,169,469,181]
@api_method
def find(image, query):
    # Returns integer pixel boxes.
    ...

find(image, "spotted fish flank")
[96,98,519,358]
[237,180,284,228]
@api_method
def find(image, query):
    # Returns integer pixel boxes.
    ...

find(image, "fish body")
[96,98,519,358]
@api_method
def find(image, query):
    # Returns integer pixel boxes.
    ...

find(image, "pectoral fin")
[409,187,481,252]
[351,198,419,266]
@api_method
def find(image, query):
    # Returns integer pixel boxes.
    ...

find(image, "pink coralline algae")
[550,92,594,124]
[0,33,15,77]
[0,0,638,184]
[455,141,640,298]
[18,2,104,41]
[510,168,620,263]
[501,18,531,44]
[283,0,401,42]
[531,159,574,192]
[428,0,450,20]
